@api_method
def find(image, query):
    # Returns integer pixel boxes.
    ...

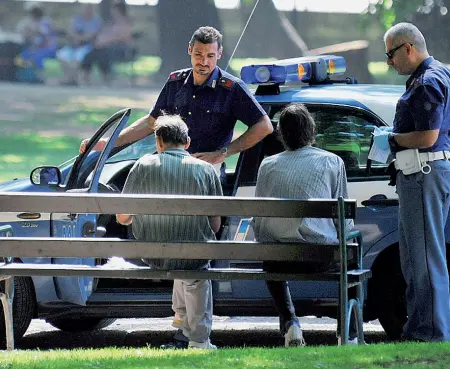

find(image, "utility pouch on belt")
[394,149,450,175]
[394,149,423,175]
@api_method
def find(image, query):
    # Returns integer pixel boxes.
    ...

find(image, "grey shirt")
[122,149,223,269]
[254,146,353,245]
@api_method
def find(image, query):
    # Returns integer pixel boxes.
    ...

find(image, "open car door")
[51,109,131,305]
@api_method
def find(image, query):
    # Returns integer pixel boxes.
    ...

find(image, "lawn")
[1,342,450,369]
[0,84,154,182]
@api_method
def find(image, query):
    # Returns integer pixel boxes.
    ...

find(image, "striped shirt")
[254,146,353,245]
[122,148,223,269]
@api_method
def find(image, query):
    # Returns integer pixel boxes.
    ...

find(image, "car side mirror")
[30,166,62,186]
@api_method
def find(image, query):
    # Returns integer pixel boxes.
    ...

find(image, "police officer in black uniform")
[80,26,272,349]
[80,26,272,167]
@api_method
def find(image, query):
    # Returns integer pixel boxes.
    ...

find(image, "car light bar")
[241,55,346,85]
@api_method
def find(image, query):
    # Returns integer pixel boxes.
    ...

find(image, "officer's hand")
[79,138,107,153]
[372,131,390,151]
[192,151,226,165]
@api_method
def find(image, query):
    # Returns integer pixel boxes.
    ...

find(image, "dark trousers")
[81,44,131,77]
[264,260,334,335]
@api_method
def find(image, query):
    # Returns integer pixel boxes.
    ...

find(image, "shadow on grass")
[17,328,389,351]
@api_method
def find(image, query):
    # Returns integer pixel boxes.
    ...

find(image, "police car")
[0,55,434,345]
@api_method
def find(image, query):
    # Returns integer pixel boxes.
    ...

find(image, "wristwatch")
[388,133,400,150]
[220,146,229,158]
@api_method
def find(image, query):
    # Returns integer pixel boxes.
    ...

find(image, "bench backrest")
[0,192,356,263]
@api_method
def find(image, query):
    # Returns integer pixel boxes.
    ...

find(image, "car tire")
[46,317,117,332]
[0,276,35,348]
[369,245,406,340]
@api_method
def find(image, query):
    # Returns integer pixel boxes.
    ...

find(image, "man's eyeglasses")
[385,43,412,59]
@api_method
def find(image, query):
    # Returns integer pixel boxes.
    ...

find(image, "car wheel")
[368,245,406,340]
[0,276,35,347]
[46,317,117,332]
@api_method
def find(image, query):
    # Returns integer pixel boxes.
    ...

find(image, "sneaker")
[284,320,306,347]
[160,338,189,350]
[188,339,217,350]
[337,337,364,345]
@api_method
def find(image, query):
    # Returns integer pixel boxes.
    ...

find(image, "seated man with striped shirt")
[254,103,353,347]
[116,114,223,350]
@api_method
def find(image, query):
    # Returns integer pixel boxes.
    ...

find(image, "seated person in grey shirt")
[116,114,223,350]
[254,103,353,347]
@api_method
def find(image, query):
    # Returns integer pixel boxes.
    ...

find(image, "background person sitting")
[16,2,57,82]
[56,3,102,86]
[80,1,133,85]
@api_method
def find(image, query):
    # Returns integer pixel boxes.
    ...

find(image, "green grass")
[0,134,80,182]
[1,343,450,369]
[0,104,149,182]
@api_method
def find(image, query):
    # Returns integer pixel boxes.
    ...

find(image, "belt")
[394,150,450,174]
[418,150,450,162]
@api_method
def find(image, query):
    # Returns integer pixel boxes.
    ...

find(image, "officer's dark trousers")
[397,160,450,341]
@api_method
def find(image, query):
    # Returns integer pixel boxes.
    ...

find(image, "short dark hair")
[189,26,223,50]
[154,115,189,146]
[278,103,315,151]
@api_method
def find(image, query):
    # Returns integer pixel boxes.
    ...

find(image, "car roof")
[254,83,405,126]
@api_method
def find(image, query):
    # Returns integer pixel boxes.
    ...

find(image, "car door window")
[64,110,130,190]
[268,104,390,179]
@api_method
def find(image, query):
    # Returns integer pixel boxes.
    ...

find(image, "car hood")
[0,178,37,192]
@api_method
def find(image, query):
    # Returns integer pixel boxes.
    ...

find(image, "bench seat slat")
[0,193,357,219]
[0,238,358,261]
[0,264,371,283]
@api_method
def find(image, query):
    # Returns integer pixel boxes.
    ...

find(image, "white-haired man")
[376,23,450,342]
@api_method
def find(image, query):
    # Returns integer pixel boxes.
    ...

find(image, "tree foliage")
[366,0,449,30]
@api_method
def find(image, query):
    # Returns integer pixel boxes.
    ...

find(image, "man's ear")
[406,43,414,55]
[184,137,191,151]
[218,47,223,60]
[188,44,192,56]
[155,136,163,152]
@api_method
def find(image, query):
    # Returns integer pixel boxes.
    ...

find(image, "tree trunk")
[156,0,226,80]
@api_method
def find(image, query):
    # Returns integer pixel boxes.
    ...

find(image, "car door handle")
[82,221,96,237]
[361,199,399,207]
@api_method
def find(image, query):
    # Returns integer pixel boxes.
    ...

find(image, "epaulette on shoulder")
[168,69,191,82]
[218,76,235,90]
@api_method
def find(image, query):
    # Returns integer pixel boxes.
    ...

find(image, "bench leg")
[337,283,365,345]
[337,278,349,344]
[0,277,14,350]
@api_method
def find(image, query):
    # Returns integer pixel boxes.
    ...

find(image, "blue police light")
[240,55,346,85]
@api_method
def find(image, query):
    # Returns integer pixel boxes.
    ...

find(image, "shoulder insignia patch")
[218,77,235,90]
[168,69,190,82]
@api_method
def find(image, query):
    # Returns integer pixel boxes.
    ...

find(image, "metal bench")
[0,192,370,350]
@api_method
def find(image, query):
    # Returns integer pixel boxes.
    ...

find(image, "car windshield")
[106,134,157,163]
[57,135,157,169]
